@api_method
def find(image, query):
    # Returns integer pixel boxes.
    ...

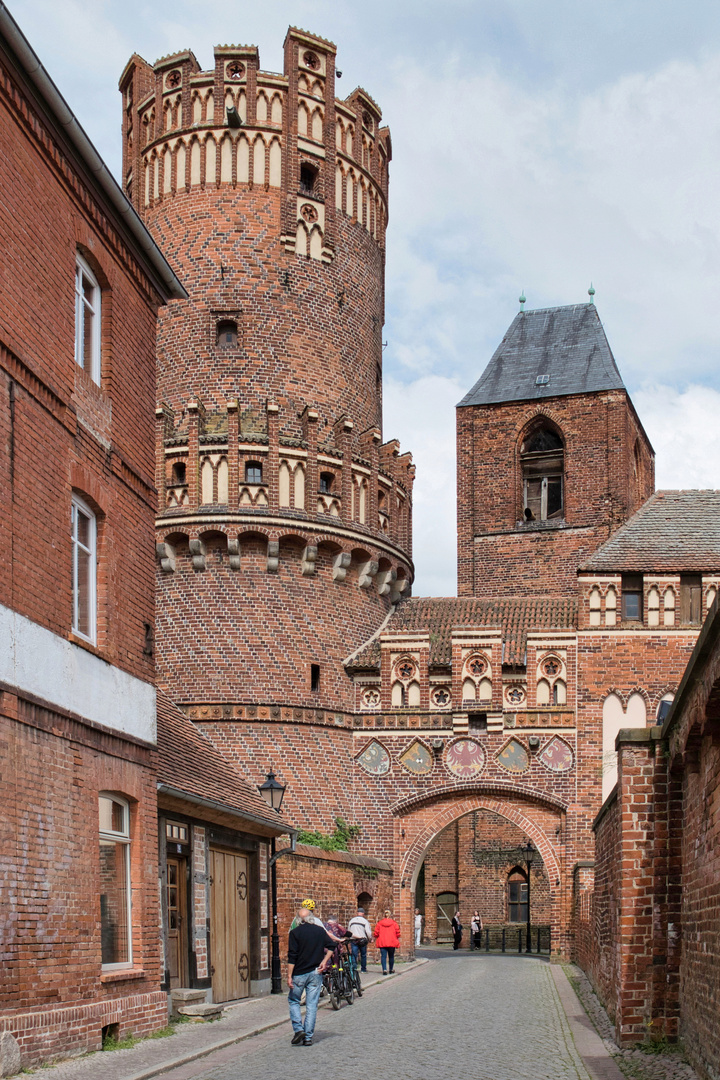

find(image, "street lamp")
[258,769,286,993]
[523,840,535,954]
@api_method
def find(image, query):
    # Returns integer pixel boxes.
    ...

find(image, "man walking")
[287,900,336,1046]
[347,905,373,973]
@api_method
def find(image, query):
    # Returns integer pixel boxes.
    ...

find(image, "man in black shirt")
[287,900,335,1046]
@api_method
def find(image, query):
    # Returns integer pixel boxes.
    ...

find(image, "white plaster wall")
[0,603,156,743]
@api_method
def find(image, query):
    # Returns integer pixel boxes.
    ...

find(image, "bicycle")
[322,941,355,1008]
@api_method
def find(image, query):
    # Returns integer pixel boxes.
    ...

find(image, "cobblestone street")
[171,956,591,1080]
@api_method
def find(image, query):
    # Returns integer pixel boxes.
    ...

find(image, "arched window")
[99,794,132,967]
[216,319,238,347]
[521,425,564,521]
[507,869,528,923]
[245,461,262,484]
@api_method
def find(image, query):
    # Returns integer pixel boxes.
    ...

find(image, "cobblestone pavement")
[183,956,592,1080]
[565,966,699,1080]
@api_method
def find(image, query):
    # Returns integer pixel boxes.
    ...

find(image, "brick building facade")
[114,24,718,979]
[0,4,185,1067]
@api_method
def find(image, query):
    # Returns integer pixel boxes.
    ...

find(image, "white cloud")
[384,375,461,597]
[634,383,720,489]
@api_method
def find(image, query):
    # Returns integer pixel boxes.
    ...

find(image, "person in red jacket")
[374,910,401,974]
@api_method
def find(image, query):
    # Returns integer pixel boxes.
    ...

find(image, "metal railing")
[468,925,551,954]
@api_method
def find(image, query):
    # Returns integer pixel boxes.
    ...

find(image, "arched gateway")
[391,787,567,957]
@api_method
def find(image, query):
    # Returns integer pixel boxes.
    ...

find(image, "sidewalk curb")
[551,966,625,1080]
[104,959,430,1080]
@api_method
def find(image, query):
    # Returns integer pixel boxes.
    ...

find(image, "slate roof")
[156,691,289,835]
[346,596,578,670]
[458,304,626,408]
[580,491,720,573]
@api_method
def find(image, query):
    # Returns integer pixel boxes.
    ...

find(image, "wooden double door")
[209,847,250,1002]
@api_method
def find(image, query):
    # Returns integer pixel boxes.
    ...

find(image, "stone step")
[176,1002,224,1021]
[170,987,207,1005]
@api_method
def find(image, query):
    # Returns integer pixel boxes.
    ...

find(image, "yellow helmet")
[301,898,315,911]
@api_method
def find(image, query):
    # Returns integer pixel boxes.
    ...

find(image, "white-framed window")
[71,495,97,642]
[98,794,133,968]
[75,253,101,383]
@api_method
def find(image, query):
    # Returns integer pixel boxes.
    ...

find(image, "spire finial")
[588,282,595,304]
[519,290,526,311]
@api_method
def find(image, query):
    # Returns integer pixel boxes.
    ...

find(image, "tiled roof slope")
[156,691,288,834]
[347,596,578,670]
[581,490,720,573]
[458,304,625,407]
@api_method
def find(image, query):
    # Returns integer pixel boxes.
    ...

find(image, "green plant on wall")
[297,817,361,852]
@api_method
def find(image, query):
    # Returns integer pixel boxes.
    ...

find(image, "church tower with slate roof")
[456,303,654,597]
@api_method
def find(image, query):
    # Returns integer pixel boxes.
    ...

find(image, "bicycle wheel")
[342,969,354,1005]
[329,970,341,1010]
[353,966,363,996]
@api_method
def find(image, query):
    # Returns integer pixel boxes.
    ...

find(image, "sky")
[10,0,720,594]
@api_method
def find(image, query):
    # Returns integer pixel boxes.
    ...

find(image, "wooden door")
[209,848,250,1002]
[167,856,188,988]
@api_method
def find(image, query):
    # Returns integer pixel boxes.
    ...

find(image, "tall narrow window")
[520,426,564,521]
[99,795,132,967]
[508,872,528,923]
[75,254,101,383]
[300,163,317,194]
[71,495,97,642]
[680,574,702,625]
[310,663,320,692]
[621,574,643,622]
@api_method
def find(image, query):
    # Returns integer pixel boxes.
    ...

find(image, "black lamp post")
[258,769,286,994]
[523,839,535,954]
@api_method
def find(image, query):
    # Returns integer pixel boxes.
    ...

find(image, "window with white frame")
[75,253,101,383]
[99,794,132,967]
[71,495,97,642]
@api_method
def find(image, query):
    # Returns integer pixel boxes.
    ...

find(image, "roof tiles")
[347,596,578,670]
[156,691,288,834]
[458,303,625,408]
[580,490,720,573]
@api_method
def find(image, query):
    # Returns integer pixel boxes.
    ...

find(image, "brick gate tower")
[119,29,414,828]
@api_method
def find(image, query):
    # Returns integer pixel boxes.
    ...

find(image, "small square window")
[621,574,643,622]
[535,374,550,386]
[245,462,263,484]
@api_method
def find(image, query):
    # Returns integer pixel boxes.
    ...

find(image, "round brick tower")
[119,29,414,741]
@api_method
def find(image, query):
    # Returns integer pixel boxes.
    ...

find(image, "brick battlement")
[157,397,414,559]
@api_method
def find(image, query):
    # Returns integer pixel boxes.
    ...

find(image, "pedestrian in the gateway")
[287,899,336,1046]
[348,905,373,973]
[414,907,423,947]
[470,910,483,951]
[374,910,401,974]
[451,910,463,950]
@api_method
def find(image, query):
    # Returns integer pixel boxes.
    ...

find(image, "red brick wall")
[0,693,165,1065]
[456,392,654,597]
[0,46,160,681]
[0,40,167,1068]
[275,843,393,967]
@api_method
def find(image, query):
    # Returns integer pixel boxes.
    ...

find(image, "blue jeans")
[380,946,395,973]
[351,940,368,971]
[288,969,323,1038]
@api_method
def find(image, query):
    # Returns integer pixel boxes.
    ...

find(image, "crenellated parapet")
[119,28,390,263]
[157,397,414,563]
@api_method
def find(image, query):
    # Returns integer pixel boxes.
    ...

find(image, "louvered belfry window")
[521,426,564,521]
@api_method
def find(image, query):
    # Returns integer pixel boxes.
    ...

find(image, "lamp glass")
[258,770,286,812]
